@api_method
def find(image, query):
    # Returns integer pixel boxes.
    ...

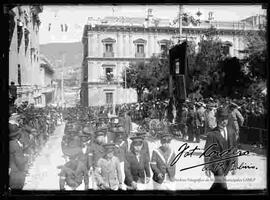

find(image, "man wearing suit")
[128,131,150,161]
[204,107,238,191]
[119,111,132,139]
[94,143,123,190]
[124,136,151,190]
[150,133,176,190]
[9,121,28,189]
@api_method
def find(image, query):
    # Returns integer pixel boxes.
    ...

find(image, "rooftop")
[87,15,266,31]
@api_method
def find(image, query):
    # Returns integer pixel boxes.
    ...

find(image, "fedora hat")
[215,107,229,120]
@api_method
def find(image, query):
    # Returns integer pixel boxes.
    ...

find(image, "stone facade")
[8,5,56,106]
[81,14,265,107]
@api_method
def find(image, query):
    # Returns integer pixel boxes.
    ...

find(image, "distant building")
[39,55,57,106]
[8,5,45,106]
[81,10,266,107]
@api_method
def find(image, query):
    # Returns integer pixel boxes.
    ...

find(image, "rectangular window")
[222,46,230,56]
[161,44,166,51]
[18,64,21,86]
[105,44,113,52]
[106,92,113,105]
[105,68,113,81]
[137,44,144,53]
[17,21,23,53]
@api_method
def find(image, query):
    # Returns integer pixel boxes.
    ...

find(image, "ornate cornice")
[86,57,151,62]
[84,24,259,36]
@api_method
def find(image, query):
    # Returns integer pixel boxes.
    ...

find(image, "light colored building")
[81,9,266,107]
[39,55,57,106]
[8,5,45,106]
[8,5,59,107]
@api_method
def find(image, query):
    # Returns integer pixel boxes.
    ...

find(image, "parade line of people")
[9,96,255,191]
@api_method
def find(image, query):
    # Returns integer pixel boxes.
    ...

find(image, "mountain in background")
[40,42,83,67]
[40,42,82,86]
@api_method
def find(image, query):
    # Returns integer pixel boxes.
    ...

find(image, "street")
[23,122,267,191]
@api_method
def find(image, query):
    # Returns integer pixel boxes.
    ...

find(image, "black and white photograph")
[4,3,267,193]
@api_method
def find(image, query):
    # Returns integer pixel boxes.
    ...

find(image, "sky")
[38,4,266,44]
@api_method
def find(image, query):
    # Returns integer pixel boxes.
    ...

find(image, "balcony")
[103,52,114,58]
[135,52,145,58]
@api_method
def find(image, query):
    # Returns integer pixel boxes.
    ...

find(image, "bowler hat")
[215,107,229,120]
[9,123,21,139]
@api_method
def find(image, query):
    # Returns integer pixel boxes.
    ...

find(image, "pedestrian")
[179,103,188,141]
[58,147,89,190]
[94,143,124,190]
[186,102,196,142]
[227,102,244,144]
[9,81,17,106]
[119,111,132,139]
[204,107,237,191]
[86,128,107,188]
[9,121,28,189]
[150,133,176,190]
[80,126,94,154]
[113,127,129,183]
[131,131,150,161]
[204,103,217,135]
[124,136,151,190]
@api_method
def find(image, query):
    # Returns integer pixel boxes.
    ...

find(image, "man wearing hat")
[129,131,150,161]
[9,121,28,189]
[58,148,89,190]
[186,102,197,142]
[94,143,123,190]
[86,128,107,188]
[124,135,151,190]
[150,133,176,190]
[119,111,132,139]
[113,127,128,183]
[179,103,188,141]
[61,122,82,161]
[227,102,244,144]
[204,107,237,191]
[80,126,94,154]
[204,103,217,135]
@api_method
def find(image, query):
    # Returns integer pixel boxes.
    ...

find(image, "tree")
[242,26,267,80]
[190,26,225,97]
[122,61,152,102]
[123,43,172,103]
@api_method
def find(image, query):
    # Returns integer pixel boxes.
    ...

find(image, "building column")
[129,32,132,57]
[88,32,93,57]
[148,32,151,57]
[97,32,101,57]
[116,31,120,58]
[154,33,157,53]
[123,33,126,58]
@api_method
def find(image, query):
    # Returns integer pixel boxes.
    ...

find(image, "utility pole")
[61,53,65,108]
[178,5,183,41]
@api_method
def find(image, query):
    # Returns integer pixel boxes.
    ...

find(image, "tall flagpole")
[178,5,183,42]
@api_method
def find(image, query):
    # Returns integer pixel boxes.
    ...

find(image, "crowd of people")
[8,92,267,191]
[9,102,63,189]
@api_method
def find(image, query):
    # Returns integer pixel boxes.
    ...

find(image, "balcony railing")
[103,52,114,58]
[135,52,145,58]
